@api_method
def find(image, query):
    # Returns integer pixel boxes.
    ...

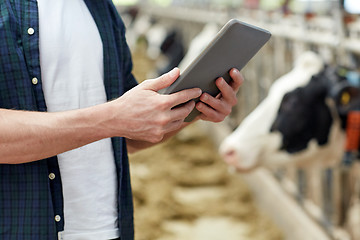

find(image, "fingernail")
[169,68,179,78]
[218,78,225,85]
[232,68,240,74]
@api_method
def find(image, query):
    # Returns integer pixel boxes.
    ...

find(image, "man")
[0,0,243,239]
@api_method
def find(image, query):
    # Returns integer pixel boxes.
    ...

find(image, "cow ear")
[330,82,360,116]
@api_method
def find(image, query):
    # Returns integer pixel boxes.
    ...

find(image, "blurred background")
[112,1,360,239]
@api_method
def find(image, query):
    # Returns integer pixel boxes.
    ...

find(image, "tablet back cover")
[160,19,271,121]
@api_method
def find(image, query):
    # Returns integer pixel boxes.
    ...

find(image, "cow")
[145,21,220,77]
[219,51,360,172]
[122,13,185,77]
[144,22,185,76]
[157,29,185,75]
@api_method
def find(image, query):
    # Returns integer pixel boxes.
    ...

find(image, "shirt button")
[49,173,55,180]
[55,215,61,222]
[27,27,35,35]
[32,77,38,85]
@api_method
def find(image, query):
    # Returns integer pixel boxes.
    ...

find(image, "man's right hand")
[106,68,202,143]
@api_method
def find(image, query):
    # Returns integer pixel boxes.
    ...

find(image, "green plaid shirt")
[0,0,137,239]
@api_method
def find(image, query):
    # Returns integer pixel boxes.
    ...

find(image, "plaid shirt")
[0,0,137,239]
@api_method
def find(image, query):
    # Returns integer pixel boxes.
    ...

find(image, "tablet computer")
[158,19,271,122]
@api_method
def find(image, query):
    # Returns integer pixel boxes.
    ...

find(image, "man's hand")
[109,68,202,143]
[124,67,243,153]
[196,68,243,122]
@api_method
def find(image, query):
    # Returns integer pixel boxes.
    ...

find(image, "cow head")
[219,52,360,172]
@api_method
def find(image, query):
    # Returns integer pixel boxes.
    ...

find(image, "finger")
[164,119,184,132]
[154,101,195,134]
[144,68,180,91]
[166,88,202,109]
[229,68,244,92]
[170,100,196,121]
[214,69,243,100]
[215,77,238,106]
[200,93,231,116]
[196,102,225,123]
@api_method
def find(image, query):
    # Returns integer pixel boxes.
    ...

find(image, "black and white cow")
[144,22,185,76]
[219,51,360,171]
[157,29,185,75]
[122,13,185,77]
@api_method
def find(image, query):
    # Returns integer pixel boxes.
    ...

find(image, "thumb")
[146,68,180,92]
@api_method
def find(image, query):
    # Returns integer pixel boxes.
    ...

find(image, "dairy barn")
[114,0,360,239]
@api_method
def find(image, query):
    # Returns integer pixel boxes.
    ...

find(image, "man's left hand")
[195,68,244,122]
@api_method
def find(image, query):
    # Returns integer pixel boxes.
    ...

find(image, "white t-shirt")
[37,0,119,239]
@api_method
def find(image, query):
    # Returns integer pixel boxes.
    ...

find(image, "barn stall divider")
[118,1,360,239]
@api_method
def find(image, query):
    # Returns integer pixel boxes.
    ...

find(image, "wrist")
[80,101,117,140]
[86,99,131,139]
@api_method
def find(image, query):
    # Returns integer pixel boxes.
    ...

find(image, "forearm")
[0,104,112,164]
